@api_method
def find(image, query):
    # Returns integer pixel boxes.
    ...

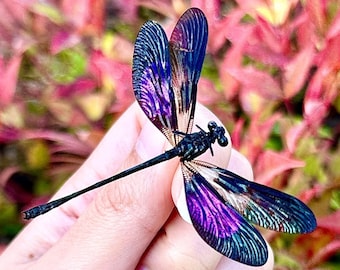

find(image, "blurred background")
[0,0,339,268]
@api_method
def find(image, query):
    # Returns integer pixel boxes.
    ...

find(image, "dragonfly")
[23,8,316,266]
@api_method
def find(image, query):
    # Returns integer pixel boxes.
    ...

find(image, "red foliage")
[1,0,340,267]
[0,55,22,106]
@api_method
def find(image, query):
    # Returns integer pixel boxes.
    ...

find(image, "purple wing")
[186,160,317,234]
[182,160,316,265]
[182,162,268,266]
[132,21,176,143]
[132,8,208,145]
[170,8,208,136]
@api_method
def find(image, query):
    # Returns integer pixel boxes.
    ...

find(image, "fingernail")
[175,186,192,224]
[135,121,166,160]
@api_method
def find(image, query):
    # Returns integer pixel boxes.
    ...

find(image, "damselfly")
[24,8,316,266]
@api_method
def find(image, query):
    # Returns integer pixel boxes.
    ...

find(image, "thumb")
[31,103,178,269]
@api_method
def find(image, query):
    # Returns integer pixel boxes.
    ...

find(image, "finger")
[138,211,223,270]
[140,104,231,269]
[2,103,177,268]
[173,103,232,222]
[32,102,178,269]
[140,148,273,270]
[140,105,274,269]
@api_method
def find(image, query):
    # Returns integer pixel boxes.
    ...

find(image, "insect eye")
[208,121,217,131]
[218,136,228,146]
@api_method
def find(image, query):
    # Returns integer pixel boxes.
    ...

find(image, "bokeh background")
[1,0,340,268]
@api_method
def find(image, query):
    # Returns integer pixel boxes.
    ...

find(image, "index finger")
[1,103,173,265]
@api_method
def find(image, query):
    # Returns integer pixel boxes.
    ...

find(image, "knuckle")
[94,182,135,216]
[91,177,161,235]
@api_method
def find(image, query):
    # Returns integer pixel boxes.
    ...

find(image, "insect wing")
[132,21,176,144]
[182,162,268,266]
[169,8,208,136]
[190,160,317,234]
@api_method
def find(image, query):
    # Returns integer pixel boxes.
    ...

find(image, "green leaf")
[24,140,50,170]
[50,49,87,83]
[303,155,327,183]
[32,3,64,24]
[330,190,340,210]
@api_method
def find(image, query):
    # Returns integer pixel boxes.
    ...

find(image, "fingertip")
[135,119,168,160]
[172,103,233,223]
[194,103,232,168]
[227,148,254,181]
[174,181,192,224]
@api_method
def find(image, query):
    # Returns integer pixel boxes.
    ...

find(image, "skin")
[0,103,273,269]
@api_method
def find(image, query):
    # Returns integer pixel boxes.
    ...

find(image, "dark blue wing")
[182,162,268,266]
[132,21,176,144]
[187,160,317,234]
[169,8,208,136]
[132,8,208,145]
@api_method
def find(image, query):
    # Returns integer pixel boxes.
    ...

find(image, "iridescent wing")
[132,8,208,145]
[132,20,175,143]
[169,8,208,136]
[182,162,268,266]
[182,160,317,266]
[188,160,317,233]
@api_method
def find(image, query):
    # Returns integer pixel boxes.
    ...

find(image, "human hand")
[0,103,273,269]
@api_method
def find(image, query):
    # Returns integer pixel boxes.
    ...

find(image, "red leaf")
[191,0,221,19]
[309,239,340,268]
[283,45,314,99]
[23,129,92,157]
[230,119,245,150]
[315,34,340,72]
[318,211,340,234]
[244,43,289,68]
[294,12,315,49]
[220,25,253,100]
[228,67,282,100]
[240,113,281,163]
[285,121,307,153]
[234,0,265,10]
[196,78,221,105]
[61,0,105,35]
[86,0,105,35]
[50,31,80,54]
[110,0,138,23]
[326,10,340,39]
[0,55,21,106]
[0,126,21,143]
[88,50,134,112]
[55,77,97,98]
[299,183,322,202]
[304,36,340,127]
[138,1,175,19]
[0,0,30,29]
[253,16,288,54]
[255,150,305,185]
[203,6,245,54]
[305,0,327,34]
